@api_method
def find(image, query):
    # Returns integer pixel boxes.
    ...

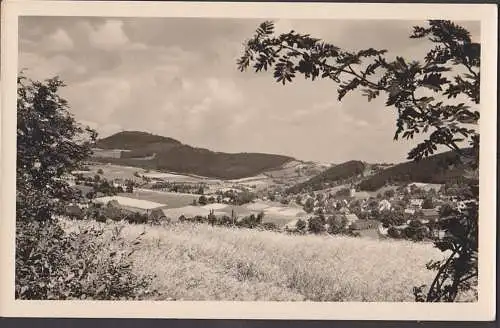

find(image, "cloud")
[46,29,74,51]
[86,20,130,51]
[19,17,480,163]
[19,53,86,81]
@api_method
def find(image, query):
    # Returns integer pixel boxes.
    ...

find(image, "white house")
[378,199,392,212]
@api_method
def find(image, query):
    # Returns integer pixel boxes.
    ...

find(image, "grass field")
[118,189,199,209]
[61,219,452,302]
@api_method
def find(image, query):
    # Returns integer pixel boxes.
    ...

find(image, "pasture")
[61,219,451,302]
[118,189,199,209]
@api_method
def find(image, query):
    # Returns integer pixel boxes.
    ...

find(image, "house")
[420,208,440,221]
[344,213,359,227]
[378,199,392,212]
[410,198,424,209]
[404,208,416,215]
[60,174,76,186]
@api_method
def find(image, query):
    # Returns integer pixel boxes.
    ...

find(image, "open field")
[60,219,451,302]
[118,189,199,209]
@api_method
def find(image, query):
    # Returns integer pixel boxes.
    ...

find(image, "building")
[410,198,424,209]
[420,208,440,221]
[93,195,168,215]
[378,199,392,212]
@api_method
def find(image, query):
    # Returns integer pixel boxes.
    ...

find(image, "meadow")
[118,189,199,209]
[60,219,451,302]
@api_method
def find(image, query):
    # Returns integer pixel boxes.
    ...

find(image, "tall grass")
[61,219,447,301]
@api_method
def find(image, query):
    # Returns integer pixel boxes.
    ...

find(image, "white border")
[1,0,497,320]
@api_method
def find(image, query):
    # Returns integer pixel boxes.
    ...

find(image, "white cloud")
[87,20,130,51]
[46,29,74,51]
[19,53,85,81]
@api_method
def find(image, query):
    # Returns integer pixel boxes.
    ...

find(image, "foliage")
[17,74,97,221]
[16,75,155,300]
[326,215,348,235]
[238,20,479,162]
[295,219,307,233]
[16,220,154,300]
[238,20,479,302]
[303,198,315,213]
[308,216,326,234]
[235,190,257,205]
[198,195,208,206]
[380,210,406,228]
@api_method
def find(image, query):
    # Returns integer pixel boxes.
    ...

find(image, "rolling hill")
[92,131,295,180]
[356,149,477,191]
[286,160,366,193]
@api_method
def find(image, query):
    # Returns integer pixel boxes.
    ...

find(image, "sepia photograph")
[1,0,497,320]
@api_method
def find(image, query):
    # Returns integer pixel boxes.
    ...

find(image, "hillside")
[357,149,476,191]
[286,160,366,193]
[92,131,295,180]
[95,131,181,150]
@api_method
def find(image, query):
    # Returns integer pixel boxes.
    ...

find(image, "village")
[60,160,477,243]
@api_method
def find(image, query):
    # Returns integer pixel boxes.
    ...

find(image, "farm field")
[118,189,199,209]
[61,219,453,302]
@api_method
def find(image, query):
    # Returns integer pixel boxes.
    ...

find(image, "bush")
[15,220,155,300]
[295,219,307,233]
[217,215,233,226]
[262,222,277,231]
[198,196,207,206]
[308,216,326,234]
[237,214,260,229]
[326,215,347,235]
[387,227,402,239]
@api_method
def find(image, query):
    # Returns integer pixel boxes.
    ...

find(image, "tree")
[125,180,134,193]
[295,219,307,233]
[303,198,314,213]
[384,189,395,199]
[327,215,348,235]
[198,195,207,206]
[97,168,104,175]
[308,216,326,234]
[238,20,479,302]
[17,74,97,221]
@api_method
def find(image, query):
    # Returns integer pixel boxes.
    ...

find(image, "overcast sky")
[18,17,480,164]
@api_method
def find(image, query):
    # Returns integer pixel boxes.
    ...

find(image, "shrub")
[217,215,233,226]
[295,219,307,233]
[15,220,155,300]
[262,222,277,231]
[387,227,402,239]
[326,215,347,235]
[198,195,207,205]
[308,216,326,234]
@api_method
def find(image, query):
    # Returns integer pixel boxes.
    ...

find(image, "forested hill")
[286,160,366,193]
[93,131,295,180]
[357,149,476,191]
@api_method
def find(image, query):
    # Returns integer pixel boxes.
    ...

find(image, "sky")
[18,17,480,164]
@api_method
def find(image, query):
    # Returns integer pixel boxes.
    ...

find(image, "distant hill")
[286,160,366,193]
[357,149,476,191]
[95,131,181,150]
[93,131,295,180]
